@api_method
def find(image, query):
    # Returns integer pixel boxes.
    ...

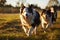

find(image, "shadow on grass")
[0,19,24,33]
[0,19,60,40]
[0,34,60,40]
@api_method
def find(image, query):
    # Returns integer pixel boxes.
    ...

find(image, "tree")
[0,0,6,6]
[47,0,60,7]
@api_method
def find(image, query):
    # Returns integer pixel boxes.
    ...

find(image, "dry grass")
[0,11,60,40]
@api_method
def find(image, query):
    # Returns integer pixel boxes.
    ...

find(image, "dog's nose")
[26,14,28,18]
[26,14,28,17]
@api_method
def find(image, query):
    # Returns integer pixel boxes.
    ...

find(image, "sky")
[5,0,60,9]
[26,0,49,9]
[5,0,18,7]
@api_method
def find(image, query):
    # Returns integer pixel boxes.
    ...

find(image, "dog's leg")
[28,27,34,36]
[41,22,46,33]
[41,22,44,29]
[46,19,52,29]
[22,26,26,33]
[32,27,36,35]
[20,15,28,36]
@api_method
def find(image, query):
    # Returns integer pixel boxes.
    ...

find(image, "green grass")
[0,11,60,40]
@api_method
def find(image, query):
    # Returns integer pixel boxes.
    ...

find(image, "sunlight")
[5,0,60,8]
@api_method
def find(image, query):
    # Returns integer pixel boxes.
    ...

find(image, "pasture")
[0,11,60,40]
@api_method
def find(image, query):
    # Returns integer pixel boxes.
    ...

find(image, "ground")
[0,11,60,40]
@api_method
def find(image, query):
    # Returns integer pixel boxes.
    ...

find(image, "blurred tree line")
[0,0,60,13]
[0,0,14,7]
[0,0,6,7]
[0,0,41,13]
[0,0,20,13]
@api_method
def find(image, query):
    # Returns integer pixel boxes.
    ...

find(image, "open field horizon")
[0,11,60,40]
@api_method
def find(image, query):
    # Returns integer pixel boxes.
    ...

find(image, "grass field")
[0,11,60,40]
